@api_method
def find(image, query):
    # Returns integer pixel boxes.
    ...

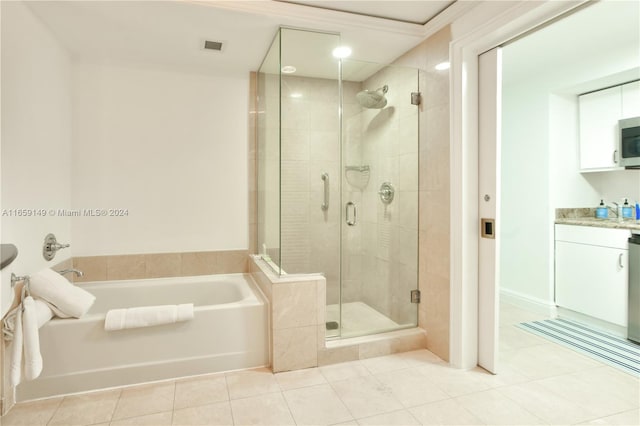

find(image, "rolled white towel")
[105,304,194,331]
[34,298,54,328]
[22,296,43,381]
[9,305,23,387]
[29,268,95,318]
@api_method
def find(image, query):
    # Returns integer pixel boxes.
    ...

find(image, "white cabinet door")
[556,240,628,326]
[579,86,622,171]
[622,81,640,118]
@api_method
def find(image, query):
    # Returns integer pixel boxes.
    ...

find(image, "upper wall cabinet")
[579,85,622,171]
[622,80,640,118]
[579,81,640,172]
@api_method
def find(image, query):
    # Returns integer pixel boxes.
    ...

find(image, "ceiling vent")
[204,40,223,51]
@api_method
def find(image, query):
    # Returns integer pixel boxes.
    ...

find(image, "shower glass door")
[257,27,420,340]
[333,60,420,339]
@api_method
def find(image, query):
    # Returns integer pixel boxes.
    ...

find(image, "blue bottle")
[596,199,608,219]
[622,198,633,219]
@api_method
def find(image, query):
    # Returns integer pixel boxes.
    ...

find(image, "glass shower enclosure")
[257,27,420,340]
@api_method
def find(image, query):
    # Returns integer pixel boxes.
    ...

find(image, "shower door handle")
[346,202,356,226]
[321,173,329,211]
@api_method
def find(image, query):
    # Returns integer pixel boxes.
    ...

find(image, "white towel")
[22,296,43,381]
[3,298,53,341]
[9,305,23,387]
[34,298,54,328]
[29,268,95,318]
[105,304,194,331]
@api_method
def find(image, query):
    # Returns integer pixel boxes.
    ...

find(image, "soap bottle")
[636,202,640,221]
[595,199,608,219]
[622,198,633,219]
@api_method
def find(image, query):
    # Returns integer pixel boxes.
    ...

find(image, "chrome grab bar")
[346,202,356,226]
[321,173,329,211]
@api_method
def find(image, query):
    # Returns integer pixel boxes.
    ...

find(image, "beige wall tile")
[272,281,317,330]
[214,250,248,274]
[73,256,107,282]
[316,278,326,326]
[145,253,181,278]
[273,326,318,372]
[181,251,217,276]
[391,332,428,353]
[107,255,146,281]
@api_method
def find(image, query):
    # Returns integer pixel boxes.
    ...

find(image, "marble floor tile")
[395,349,444,367]
[225,367,280,400]
[330,375,403,419]
[581,408,640,425]
[48,389,121,426]
[416,362,493,397]
[409,399,483,425]
[319,360,371,382]
[110,411,173,426]
[111,382,175,420]
[171,401,233,426]
[174,374,228,410]
[355,409,420,425]
[374,367,449,408]
[498,325,548,352]
[497,380,595,425]
[536,369,639,419]
[360,353,411,374]
[455,389,545,425]
[283,383,353,425]
[275,367,327,390]
[500,342,600,380]
[230,392,294,425]
[567,366,640,407]
[1,398,62,426]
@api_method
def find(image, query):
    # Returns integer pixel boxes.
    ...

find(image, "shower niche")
[257,27,420,340]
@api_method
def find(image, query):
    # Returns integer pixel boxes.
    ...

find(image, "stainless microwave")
[620,117,640,169]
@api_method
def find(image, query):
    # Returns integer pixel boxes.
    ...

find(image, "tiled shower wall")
[279,76,361,306]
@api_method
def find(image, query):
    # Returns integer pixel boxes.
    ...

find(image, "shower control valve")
[378,182,395,204]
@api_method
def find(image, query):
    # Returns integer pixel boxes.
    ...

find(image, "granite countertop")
[555,208,640,231]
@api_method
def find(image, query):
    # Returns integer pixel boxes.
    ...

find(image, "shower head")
[356,85,388,109]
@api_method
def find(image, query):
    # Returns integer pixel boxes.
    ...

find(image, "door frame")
[449,0,588,369]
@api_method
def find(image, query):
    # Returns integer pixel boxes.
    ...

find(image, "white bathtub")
[16,273,269,401]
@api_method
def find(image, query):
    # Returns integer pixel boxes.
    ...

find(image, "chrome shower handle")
[346,202,356,226]
[321,173,329,211]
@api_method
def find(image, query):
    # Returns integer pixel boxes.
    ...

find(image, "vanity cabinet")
[578,86,622,171]
[555,224,629,326]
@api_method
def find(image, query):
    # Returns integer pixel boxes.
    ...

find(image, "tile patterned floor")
[2,303,639,426]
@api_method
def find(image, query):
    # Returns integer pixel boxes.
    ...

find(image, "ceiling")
[276,0,455,25]
[502,0,640,93]
[24,1,462,78]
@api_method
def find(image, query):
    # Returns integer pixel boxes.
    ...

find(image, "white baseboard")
[500,288,557,318]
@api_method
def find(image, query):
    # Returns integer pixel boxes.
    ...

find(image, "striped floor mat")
[517,318,640,376]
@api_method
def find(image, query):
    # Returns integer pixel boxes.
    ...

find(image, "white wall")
[1,2,73,315]
[501,84,551,303]
[71,62,249,255]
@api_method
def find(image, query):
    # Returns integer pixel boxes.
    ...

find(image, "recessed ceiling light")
[332,46,352,59]
[435,61,450,71]
[281,65,297,74]
[290,93,303,98]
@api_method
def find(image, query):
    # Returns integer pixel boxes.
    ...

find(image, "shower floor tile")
[325,302,401,337]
